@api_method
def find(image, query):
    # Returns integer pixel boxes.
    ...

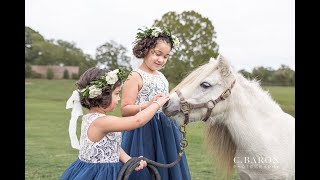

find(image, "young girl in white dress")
[60,67,169,180]
[120,27,191,180]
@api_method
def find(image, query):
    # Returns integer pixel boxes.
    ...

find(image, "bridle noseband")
[175,80,236,125]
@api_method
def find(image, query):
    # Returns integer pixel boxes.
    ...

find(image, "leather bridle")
[175,80,236,125]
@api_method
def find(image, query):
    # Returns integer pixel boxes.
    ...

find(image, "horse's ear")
[218,54,231,76]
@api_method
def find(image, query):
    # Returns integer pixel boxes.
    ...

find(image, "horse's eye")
[200,82,212,89]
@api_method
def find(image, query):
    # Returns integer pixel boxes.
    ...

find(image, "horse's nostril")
[163,101,169,108]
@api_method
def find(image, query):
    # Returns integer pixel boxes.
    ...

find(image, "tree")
[55,39,97,75]
[25,64,32,78]
[63,69,70,79]
[273,65,295,86]
[46,68,54,80]
[78,54,97,75]
[25,26,97,74]
[238,69,252,79]
[251,66,274,85]
[25,27,46,64]
[152,10,219,86]
[95,40,132,71]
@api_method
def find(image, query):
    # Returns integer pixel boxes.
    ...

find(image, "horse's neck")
[231,74,283,114]
[214,74,295,176]
[224,74,286,151]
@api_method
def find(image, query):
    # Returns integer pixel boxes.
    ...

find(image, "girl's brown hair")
[76,67,122,109]
[133,36,172,58]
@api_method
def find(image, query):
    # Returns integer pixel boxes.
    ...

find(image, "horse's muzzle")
[162,100,180,117]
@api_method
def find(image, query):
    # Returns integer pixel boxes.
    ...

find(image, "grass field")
[25,79,294,180]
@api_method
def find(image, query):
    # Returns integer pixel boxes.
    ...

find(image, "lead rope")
[117,124,188,180]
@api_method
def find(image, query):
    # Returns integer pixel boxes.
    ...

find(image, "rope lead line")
[117,125,188,180]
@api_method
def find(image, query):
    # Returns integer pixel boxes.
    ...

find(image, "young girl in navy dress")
[120,27,191,180]
[60,67,169,180]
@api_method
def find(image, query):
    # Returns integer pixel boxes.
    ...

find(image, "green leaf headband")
[135,26,180,49]
[78,69,129,98]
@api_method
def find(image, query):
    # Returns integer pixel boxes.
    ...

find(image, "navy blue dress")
[121,69,191,180]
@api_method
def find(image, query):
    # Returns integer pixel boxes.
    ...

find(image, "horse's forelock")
[171,62,217,93]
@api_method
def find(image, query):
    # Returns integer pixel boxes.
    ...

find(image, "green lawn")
[262,86,295,117]
[25,79,294,180]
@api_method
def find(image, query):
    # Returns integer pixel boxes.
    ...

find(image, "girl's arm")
[121,72,152,117]
[120,147,147,171]
[119,147,131,163]
[89,95,169,136]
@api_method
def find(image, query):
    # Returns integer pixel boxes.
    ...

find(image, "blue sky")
[25,0,295,71]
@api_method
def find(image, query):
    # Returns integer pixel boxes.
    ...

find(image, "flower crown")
[135,26,180,49]
[78,69,129,99]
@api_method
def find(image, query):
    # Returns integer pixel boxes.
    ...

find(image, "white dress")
[79,113,122,163]
[121,68,191,180]
[134,68,169,112]
[60,113,123,180]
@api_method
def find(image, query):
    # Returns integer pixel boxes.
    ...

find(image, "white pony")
[163,55,295,180]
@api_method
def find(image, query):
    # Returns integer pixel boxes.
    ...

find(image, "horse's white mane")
[211,55,282,114]
[166,55,295,179]
[231,73,283,114]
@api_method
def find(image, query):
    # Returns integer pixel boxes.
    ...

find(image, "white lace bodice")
[78,113,121,163]
[134,69,169,111]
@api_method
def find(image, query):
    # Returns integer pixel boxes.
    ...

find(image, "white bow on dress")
[66,90,83,150]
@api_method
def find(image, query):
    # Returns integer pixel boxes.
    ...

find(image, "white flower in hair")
[153,27,162,32]
[77,68,129,99]
[151,30,160,37]
[151,27,162,37]
[106,75,118,85]
[110,69,119,74]
[106,69,119,84]
[79,88,86,93]
[135,26,180,49]
[88,85,102,98]
[172,35,180,48]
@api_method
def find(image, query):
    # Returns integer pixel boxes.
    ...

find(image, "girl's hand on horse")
[150,94,166,105]
[154,95,170,107]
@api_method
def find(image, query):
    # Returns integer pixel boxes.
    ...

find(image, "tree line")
[239,66,294,86]
[25,10,294,86]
